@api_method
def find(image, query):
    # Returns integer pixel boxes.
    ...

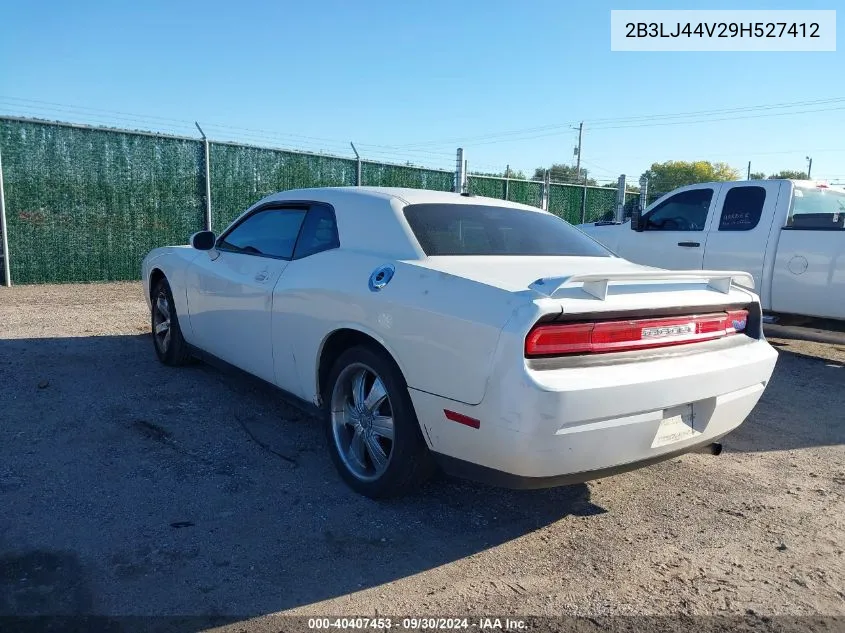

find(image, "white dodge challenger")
[141,187,778,498]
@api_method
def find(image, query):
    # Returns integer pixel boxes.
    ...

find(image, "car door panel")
[702,181,782,295]
[185,205,308,384]
[617,186,717,270]
[186,251,287,383]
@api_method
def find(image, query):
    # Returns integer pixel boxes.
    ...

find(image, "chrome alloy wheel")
[330,362,396,481]
[152,291,172,353]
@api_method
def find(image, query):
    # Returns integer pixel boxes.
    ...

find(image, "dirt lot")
[1,283,843,629]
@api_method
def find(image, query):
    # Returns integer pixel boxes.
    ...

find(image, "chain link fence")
[0,117,631,285]
[0,119,205,283]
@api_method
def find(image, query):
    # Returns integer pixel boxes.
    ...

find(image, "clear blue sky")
[1,0,842,184]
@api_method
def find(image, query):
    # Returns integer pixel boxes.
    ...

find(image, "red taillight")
[525,310,749,357]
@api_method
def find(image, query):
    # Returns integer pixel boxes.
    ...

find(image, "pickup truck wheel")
[325,346,433,498]
[151,278,192,366]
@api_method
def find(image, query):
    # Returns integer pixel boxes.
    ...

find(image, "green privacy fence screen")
[362,162,455,192]
[0,117,625,284]
[210,143,359,229]
[0,119,205,283]
[468,175,634,224]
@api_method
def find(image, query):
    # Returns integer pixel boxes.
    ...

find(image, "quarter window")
[293,205,340,259]
[718,186,766,231]
[218,207,307,259]
[643,188,713,232]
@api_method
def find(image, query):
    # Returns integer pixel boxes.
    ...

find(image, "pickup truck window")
[718,186,766,231]
[787,187,845,230]
[643,189,713,232]
[403,203,613,257]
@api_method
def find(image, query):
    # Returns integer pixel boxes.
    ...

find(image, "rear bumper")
[410,336,777,482]
[432,439,726,490]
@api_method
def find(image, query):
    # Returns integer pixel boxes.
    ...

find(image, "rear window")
[403,203,612,257]
[788,187,845,230]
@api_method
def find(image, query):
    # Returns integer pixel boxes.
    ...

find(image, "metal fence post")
[0,144,10,286]
[580,177,588,223]
[638,175,649,217]
[454,148,465,193]
[541,170,550,210]
[195,122,212,231]
[615,174,627,222]
[504,164,510,200]
[351,142,362,185]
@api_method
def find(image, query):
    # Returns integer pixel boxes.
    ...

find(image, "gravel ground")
[0,282,843,630]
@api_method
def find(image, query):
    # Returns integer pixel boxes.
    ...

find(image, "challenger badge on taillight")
[525,310,750,357]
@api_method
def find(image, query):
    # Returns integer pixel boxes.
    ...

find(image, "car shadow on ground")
[721,343,844,454]
[0,333,840,624]
[0,334,600,623]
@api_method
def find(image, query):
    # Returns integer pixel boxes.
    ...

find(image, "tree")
[768,170,808,180]
[640,160,740,193]
[749,172,767,180]
[532,164,597,186]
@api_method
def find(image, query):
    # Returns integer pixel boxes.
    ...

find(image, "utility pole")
[806,156,813,179]
[575,121,584,180]
[747,161,751,180]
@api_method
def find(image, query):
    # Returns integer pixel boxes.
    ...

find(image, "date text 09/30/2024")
[307,618,527,630]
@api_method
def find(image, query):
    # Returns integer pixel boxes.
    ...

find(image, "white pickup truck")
[578,179,845,321]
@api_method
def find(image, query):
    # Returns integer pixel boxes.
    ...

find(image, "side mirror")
[190,230,216,251]
[630,206,645,232]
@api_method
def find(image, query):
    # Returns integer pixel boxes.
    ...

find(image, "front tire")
[324,345,433,498]
[151,278,192,366]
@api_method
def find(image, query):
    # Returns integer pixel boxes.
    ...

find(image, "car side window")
[293,205,340,259]
[217,207,307,259]
[718,186,766,231]
[643,188,713,232]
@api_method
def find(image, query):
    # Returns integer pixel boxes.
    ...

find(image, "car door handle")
[254,271,269,282]
[677,241,701,247]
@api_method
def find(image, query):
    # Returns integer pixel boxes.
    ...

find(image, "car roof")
[259,186,548,213]
[234,186,553,261]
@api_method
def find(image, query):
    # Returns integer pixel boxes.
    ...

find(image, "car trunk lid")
[410,256,755,315]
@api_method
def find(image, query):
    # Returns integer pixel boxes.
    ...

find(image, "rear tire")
[324,345,434,498]
[151,278,192,366]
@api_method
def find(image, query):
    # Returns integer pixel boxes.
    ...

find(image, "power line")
[0,95,457,161]
[585,96,845,124]
[587,105,845,131]
[579,159,617,176]
[588,147,845,160]
[458,104,845,148]
[388,96,845,148]
[0,100,457,170]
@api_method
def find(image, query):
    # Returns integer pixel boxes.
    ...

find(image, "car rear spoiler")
[528,270,756,301]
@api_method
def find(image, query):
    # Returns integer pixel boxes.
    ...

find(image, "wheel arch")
[148,267,166,299]
[316,327,408,402]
